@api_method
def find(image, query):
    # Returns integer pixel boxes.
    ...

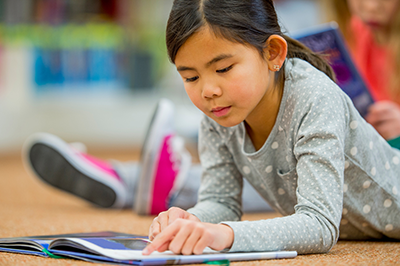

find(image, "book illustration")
[107,238,152,250]
[0,231,297,265]
[292,22,374,117]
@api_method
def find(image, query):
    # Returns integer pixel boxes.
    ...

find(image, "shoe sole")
[135,99,174,215]
[23,133,126,208]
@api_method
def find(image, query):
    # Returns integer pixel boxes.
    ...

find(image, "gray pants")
[170,165,272,212]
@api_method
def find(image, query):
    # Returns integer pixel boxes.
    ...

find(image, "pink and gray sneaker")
[23,133,129,208]
[134,99,191,215]
[22,98,192,214]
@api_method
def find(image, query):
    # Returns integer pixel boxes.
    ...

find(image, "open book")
[0,231,297,265]
[292,22,374,117]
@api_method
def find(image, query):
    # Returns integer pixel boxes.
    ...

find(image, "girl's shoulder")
[285,58,344,101]
[282,58,352,122]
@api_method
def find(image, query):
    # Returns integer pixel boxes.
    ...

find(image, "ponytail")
[283,35,336,82]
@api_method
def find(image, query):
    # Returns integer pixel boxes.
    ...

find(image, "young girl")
[143,0,400,256]
[329,0,400,143]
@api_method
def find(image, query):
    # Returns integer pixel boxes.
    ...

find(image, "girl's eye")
[185,76,199,83]
[216,65,233,73]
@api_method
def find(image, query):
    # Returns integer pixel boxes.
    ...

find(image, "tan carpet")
[0,152,399,265]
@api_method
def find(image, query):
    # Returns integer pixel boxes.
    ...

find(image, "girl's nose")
[202,82,222,99]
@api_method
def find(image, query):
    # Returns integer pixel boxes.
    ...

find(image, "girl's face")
[175,27,277,128]
[347,0,400,30]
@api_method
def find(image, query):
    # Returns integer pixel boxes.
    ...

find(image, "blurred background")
[0,0,334,157]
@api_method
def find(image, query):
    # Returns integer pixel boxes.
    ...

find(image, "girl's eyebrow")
[206,53,234,67]
[177,53,234,72]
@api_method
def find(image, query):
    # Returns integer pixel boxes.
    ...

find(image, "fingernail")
[142,248,149,255]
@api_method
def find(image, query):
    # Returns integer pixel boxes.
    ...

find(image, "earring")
[273,64,280,71]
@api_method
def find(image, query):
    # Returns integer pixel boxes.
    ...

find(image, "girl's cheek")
[185,88,203,111]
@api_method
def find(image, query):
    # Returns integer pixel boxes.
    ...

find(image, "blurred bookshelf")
[0,0,327,156]
[0,0,201,156]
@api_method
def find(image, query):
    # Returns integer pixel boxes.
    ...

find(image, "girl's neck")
[245,83,283,151]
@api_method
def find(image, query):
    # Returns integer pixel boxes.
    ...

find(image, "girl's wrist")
[219,224,234,249]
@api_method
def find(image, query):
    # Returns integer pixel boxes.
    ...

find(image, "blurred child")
[330,0,400,143]
[142,0,400,256]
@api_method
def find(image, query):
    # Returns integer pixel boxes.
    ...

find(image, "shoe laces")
[166,135,186,172]
[69,142,88,154]
[165,135,192,200]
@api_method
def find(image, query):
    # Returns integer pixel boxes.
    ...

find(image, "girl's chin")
[209,115,243,128]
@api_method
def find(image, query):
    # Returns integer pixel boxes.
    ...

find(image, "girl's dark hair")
[166,0,335,85]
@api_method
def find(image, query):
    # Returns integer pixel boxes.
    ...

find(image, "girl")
[143,0,400,256]
[329,0,400,143]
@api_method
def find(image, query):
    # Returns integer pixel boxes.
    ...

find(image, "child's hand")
[366,101,400,140]
[143,218,234,255]
[148,207,200,241]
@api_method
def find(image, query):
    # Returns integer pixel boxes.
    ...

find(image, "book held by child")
[293,22,374,117]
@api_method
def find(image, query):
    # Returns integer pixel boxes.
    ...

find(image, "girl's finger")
[167,222,194,254]
[149,218,161,241]
[168,207,186,225]
[157,212,170,231]
[180,227,203,255]
[193,232,213,255]
[157,241,171,253]
[142,221,181,255]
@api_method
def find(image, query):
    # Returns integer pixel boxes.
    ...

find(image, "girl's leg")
[132,99,191,215]
[23,99,191,214]
[169,165,202,210]
[23,132,132,209]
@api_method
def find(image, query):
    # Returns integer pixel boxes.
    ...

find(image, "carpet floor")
[0,152,399,265]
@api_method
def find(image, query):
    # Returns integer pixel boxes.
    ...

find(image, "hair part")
[166,0,335,88]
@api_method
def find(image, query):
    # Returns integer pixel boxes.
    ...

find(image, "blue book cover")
[292,22,374,117]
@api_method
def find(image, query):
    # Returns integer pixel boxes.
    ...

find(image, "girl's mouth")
[212,106,231,117]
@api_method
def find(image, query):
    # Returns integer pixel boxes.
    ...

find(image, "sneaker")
[23,132,128,208]
[134,99,191,215]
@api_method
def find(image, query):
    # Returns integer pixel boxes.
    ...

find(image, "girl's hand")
[143,218,234,255]
[365,101,400,140]
[148,207,200,241]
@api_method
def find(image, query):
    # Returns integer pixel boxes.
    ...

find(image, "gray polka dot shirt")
[187,58,400,254]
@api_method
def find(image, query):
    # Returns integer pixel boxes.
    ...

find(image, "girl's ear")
[264,35,288,72]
